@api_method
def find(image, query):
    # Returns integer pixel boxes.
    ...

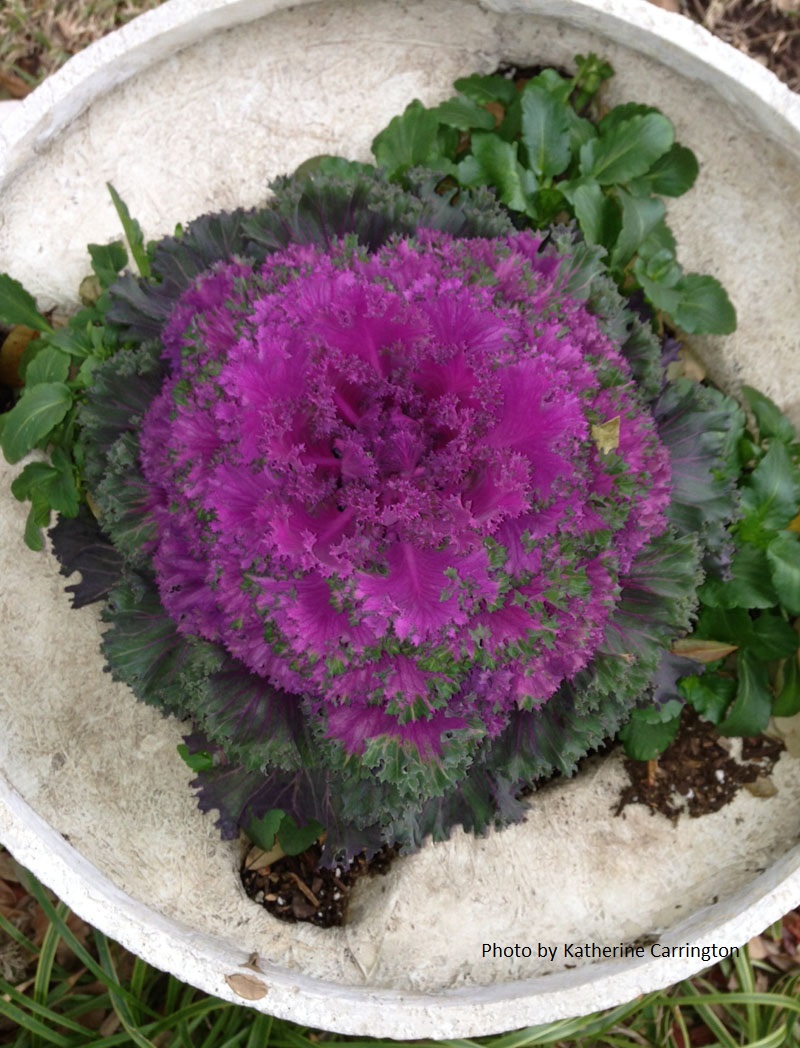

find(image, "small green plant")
[0,188,142,548]
[370,53,735,336]
[620,384,800,760]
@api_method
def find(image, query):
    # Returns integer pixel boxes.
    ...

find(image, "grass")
[2,847,800,1047]
[0,0,164,97]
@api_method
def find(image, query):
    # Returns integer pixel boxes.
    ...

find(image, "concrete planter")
[2,0,800,1038]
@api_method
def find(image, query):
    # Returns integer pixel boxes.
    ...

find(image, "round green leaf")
[766,532,800,616]
[718,650,772,737]
[23,345,71,386]
[671,273,737,335]
[579,112,674,186]
[0,273,53,333]
[0,382,73,464]
[520,84,572,178]
[630,143,699,197]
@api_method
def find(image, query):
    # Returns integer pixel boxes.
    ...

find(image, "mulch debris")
[615,706,785,820]
[241,843,397,928]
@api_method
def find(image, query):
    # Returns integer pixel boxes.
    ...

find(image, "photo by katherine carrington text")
[482,942,741,963]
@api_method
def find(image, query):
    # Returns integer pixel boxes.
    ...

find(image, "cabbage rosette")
[68,170,742,858]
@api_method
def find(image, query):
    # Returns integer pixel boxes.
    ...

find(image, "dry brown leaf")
[747,934,770,960]
[647,0,682,11]
[242,952,264,973]
[0,326,38,388]
[244,841,285,870]
[744,775,779,799]
[224,973,269,1000]
[672,637,738,663]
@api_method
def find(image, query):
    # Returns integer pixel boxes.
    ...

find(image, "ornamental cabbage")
[62,168,741,858]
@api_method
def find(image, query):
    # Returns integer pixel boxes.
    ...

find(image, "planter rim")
[4,776,800,1035]
[2,0,800,191]
[2,0,800,1038]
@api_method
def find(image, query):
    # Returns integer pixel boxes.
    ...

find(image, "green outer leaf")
[741,385,796,444]
[107,182,150,278]
[679,672,737,726]
[751,612,798,661]
[0,273,53,332]
[88,240,128,288]
[23,490,51,551]
[579,112,673,185]
[10,460,57,500]
[618,702,682,760]
[23,345,70,385]
[766,531,800,615]
[246,808,284,852]
[698,545,779,609]
[610,189,665,269]
[632,256,682,316]
[628,143,699,197]
[452,73,517,106]
[562,180,621,248]
[430,95,495,131]
[277,813,325,855]
[11,446,79,519]
[458,134,535,211]
[718,650,772,737]
[371,100,442,176]
[519,84,572,178]
[740,441,800,538]
[0,382,72,464]
[670,272,737,335]
[597,102,660,136]
[773,656,800,717]
[176,743,214,773]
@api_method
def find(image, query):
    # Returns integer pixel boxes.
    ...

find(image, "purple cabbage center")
[139,229,671,760]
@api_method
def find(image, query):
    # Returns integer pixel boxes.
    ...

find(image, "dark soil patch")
[241,843,397,928]
[615,706,785,820]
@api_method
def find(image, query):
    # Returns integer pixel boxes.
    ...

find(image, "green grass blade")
[246,1014,274,1048]
[0,975,100,1041]
[747,1026,790,1048]
[92,930,157,1048]
[670,991,800,1015]
[32,899,67,1007]
[18,873,161,1024]
[0,906,39,954]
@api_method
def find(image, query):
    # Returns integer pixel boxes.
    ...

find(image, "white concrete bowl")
[2,0,800,1038]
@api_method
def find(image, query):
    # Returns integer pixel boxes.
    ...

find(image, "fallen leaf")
[744,775,778,799]
[672,637,738,663]
[591,416,620,454]
[244,841,285,870]
[647,0,681,11]
[747,934,770,959]
[224,973,268,1000]
[242,952,263,973]
[0,325,38,388]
